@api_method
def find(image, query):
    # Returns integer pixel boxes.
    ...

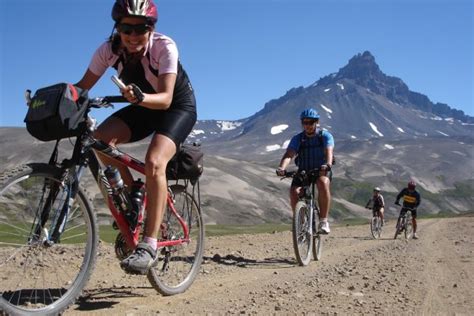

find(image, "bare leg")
[316,176,331,219]
[290,186,301,212]
[379,207,385,223]
[143,134,177,239]
[413,217,417,233]
[93,117,134,186]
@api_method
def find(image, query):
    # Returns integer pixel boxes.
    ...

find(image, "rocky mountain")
[189,51,473,159]
[0,51,472,224]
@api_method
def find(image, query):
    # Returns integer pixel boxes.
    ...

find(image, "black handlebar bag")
[24,83,89,141]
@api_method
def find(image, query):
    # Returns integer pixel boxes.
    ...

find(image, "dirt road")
[68,217,473,315]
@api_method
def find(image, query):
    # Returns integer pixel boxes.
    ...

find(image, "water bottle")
[127,179,145,230]
[104,166,130,213]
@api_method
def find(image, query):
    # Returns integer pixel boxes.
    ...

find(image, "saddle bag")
[166,143,204,183]
[24,83,89,141]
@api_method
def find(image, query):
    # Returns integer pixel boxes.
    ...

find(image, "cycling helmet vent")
[112,0,158,24]
[300,108,320,120]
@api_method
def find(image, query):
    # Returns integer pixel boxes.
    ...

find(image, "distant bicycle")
[367,207,383,239]
[281,169,323,266]
[394,204,415,240]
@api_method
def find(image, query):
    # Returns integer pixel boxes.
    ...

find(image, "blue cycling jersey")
[288,130,335,171]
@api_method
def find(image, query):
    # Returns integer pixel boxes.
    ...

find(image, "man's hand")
[276,167,286,176]
[319,164,331,176]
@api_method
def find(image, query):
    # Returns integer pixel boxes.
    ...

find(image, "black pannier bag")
[166,143,204,183]
[24,83,89,141]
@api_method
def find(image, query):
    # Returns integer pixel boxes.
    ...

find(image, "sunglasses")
[116,23,151,35]
[302,120,317,125]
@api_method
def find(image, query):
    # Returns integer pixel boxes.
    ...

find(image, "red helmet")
[408,180,416,190]
[112,0,158,24]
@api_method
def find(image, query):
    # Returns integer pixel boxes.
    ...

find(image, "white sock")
[320,218,328,223]
[143,237,158,250]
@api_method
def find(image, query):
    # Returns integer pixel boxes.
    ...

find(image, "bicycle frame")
[49,122,191,251]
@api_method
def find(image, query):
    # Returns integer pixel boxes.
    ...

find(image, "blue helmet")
[300,108,320,120]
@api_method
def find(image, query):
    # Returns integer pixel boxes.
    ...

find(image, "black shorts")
[290,170,332,187]
[401,207,417,219]
[112,105,197,146]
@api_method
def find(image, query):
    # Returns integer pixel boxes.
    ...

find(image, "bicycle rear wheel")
[292,201,312,266]
[147,184,204,296]
[0,164,98,315]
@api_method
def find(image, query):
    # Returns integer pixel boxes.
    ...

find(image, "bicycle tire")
[394,217,402,240]
[147,184,204,296]
[0,163,98,316]
[370,217,378,239]
[292,201,312,266]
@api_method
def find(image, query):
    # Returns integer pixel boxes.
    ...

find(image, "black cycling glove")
[130,84,145,105]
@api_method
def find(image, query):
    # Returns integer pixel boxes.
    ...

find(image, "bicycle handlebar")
[280,168,321,180]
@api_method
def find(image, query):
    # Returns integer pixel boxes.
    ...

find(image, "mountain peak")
[338,51,382,80]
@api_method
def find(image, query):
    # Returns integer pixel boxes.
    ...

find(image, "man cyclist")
[276,108,335,234]
[366,187,385,226]
[395,181,421,239]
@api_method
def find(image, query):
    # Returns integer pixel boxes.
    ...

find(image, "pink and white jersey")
[88,32,179,93]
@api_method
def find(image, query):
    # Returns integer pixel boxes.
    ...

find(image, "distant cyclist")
[276,108,335,234]
[395,181,421,239]
[366,187,385,226]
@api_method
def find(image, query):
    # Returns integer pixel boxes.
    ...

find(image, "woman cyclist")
[76,0,197,274]
[366,187,385,226]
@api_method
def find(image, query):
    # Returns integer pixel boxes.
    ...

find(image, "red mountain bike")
[0,95,204,315]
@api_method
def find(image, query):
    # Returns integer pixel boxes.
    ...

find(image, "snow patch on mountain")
[397,127,405,133]
[265,144,281,152]
[270,124,289,135]
[437,130,449,136]
[217,121,242,131]
[384,144,394,150]
[369,122,384,137]
[320,104,333,114]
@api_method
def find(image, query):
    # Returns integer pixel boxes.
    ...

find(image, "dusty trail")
[67,217,474,315]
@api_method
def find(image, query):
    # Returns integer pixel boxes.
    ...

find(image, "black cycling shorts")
[112,105,197,146]
[401,207,417,219]
[291,170,332,187]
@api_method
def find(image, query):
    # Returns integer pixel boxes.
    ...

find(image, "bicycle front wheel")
[312,214,323,261]
[0,164,98,316]
[370,217,378,239]
[292,201,312,266]
[147,184,204,296]
[404,213,413,240]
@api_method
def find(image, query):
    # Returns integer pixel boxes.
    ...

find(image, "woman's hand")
[122,84,145,105]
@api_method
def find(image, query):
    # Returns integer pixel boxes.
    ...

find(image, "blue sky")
[1,0,472,127]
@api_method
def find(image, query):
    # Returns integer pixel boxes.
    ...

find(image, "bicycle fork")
[30,165,85,246]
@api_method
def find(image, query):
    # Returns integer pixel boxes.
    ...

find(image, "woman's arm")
[122,73,177,110]
[75,69,101,90]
